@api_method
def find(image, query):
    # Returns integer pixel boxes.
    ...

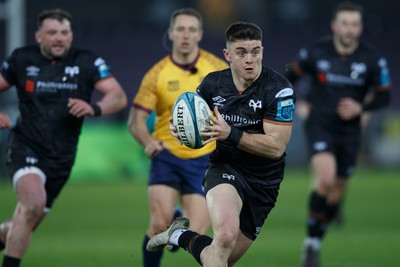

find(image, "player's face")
[331,11,363,48]
[35,18,73,59]
[169,14,203,56]
[224,40,263,83]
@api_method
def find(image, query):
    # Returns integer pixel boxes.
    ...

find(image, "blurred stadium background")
[0,1,399,266]
[0,0,399,181]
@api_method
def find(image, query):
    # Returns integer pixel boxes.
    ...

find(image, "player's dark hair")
[37,9,72,29]
[225,22,262,43]
[332,1,364,20]
[170,8,203,29]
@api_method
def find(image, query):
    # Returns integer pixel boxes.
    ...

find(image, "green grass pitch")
[1,168,399,266]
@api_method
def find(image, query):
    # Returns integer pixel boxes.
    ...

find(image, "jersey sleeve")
[264,78,296,125]
[196,72,216,106]
[294,47,315,75]
[371,56,391,91]
[90,55,113,84]
[132,65,159,113]
[0,49,18,85]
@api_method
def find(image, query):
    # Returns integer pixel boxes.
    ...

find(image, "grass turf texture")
[1,168,399,267]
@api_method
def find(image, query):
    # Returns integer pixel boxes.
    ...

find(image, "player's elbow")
[118,91,128,110]
[269,147,285,160]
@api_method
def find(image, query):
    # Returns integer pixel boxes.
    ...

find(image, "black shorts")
[5,133,74,210]
[305,125,361,177]
[203,163,281,241]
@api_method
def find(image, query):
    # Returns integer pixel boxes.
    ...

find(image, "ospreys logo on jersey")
[65,66,79,77]
[249,99,262,112]
[350,62,366,79]
[276,98,295,122]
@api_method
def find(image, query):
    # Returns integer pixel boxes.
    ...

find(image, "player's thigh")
[206,183,242,237]
[5,137,47,207]
[336,133,360,177]
[15,173,46,206]
[181,193,209,234]
[311,152,337,188]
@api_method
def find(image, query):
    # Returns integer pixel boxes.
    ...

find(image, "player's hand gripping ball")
[172,92,213,149]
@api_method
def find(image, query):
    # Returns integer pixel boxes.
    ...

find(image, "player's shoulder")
[145,55,171,73]
[199,49,227,65]
[197,69,229,96]
[307,36,334,54]
[67,47,99,61]
[295,36,332,62]
[357,40,383,58]
[263,67,293,89]
[11,45,41,57]
[204,68,230,82]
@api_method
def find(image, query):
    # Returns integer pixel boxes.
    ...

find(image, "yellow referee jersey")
[133,49,228,159]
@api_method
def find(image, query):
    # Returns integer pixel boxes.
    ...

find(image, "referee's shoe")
[146,217,190,252]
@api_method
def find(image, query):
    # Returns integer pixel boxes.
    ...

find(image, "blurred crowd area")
[0,0,399,179]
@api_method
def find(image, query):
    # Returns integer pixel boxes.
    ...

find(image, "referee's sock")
[2,255,20,267]
[142,235,163,267]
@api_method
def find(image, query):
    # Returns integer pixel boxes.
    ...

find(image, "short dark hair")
[332,1,364,20]
[225,22,262,43]
[169,8,203,29]
[37,9,72,29]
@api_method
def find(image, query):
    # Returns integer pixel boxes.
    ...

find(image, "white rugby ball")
[172,92,213,149]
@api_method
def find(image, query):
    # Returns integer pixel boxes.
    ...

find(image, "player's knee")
[18,202,45,226]
[150,218,171,234]
[0,221,12,241]
[214,228,237,250]
[317,177,335,192]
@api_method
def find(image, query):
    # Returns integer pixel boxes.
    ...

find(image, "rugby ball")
[172,92,213,149]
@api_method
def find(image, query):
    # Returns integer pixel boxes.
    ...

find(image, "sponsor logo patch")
[275,88,293,98]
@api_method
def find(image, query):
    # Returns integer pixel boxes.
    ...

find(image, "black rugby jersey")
[292,38,391,133]
[197,67,295,185]
[1,45,112,161]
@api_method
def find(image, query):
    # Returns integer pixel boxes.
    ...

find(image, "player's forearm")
[0,74,11,91]
[362,90,390,111]
[127,119,153,148]
[237,132,289,160]
[97,89,127,116]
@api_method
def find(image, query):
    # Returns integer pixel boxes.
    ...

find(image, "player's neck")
[333,37,359,56]
[233,73,260,93]
[171,47,199,65]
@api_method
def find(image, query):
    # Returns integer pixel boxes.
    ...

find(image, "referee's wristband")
[226,127,243,147]
[90,103,102,117]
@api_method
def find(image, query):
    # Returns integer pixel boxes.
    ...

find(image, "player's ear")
[197,29,203,42]
[223,48,231,62]
[35,30,42,44]
[168,27,173,41]
[330,21,336,33]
